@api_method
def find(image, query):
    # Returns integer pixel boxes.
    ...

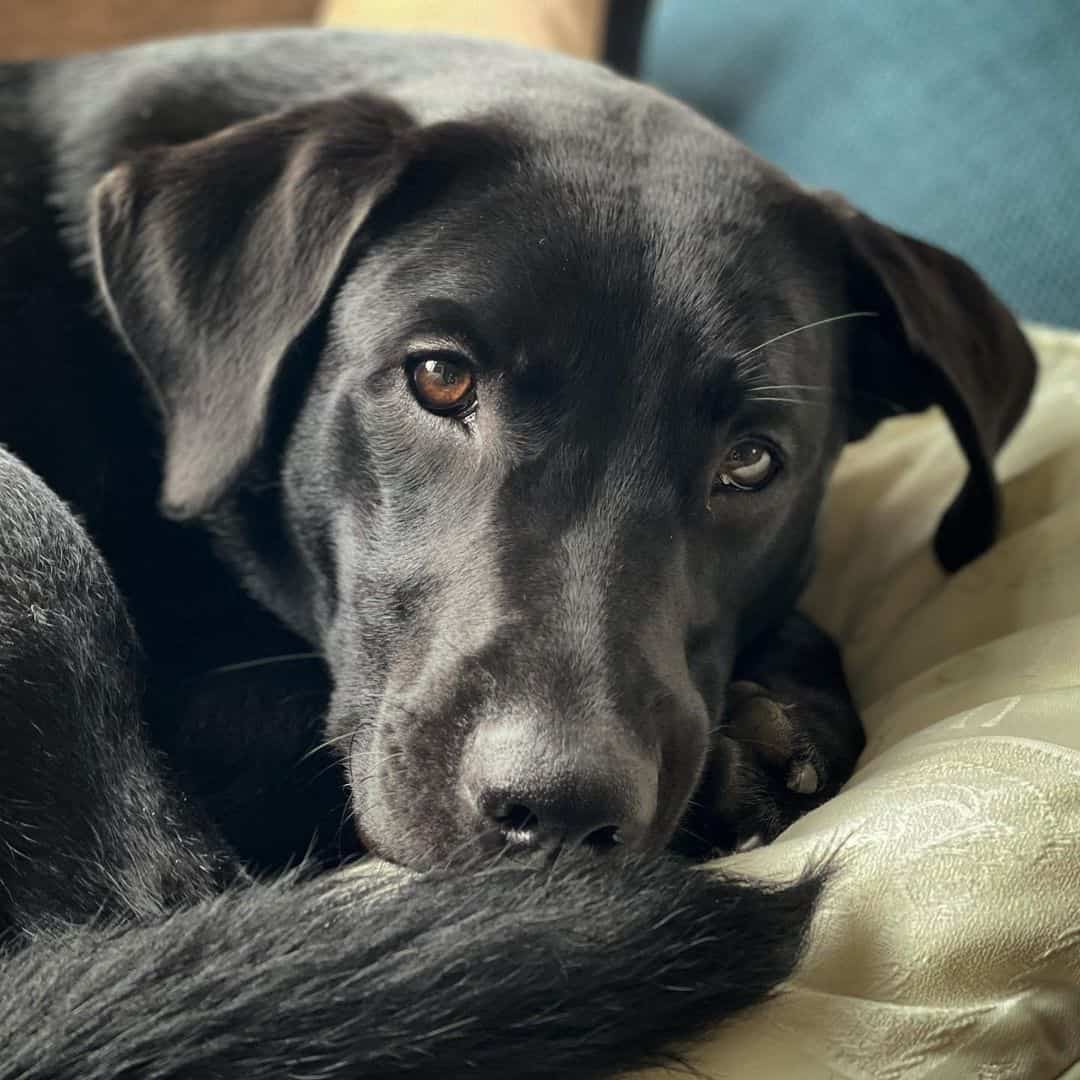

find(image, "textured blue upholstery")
[641,1,1080,326]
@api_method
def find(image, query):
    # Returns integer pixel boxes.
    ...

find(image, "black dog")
[0,29,1034,1077]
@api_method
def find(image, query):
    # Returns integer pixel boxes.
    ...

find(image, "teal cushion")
[641,0,1080,327]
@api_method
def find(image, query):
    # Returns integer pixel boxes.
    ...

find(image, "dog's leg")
[0,448,235,938]
[684,611,864,855]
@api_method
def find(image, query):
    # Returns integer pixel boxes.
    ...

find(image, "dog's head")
[89,83,1034,868]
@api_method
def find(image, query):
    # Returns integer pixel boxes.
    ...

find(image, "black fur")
[0,29,1034,1075]
[0,450,232,938]
[0,860,822,1080]
[0,445,819,1077]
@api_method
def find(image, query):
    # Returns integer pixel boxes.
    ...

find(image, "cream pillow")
[634,325,1080,1079]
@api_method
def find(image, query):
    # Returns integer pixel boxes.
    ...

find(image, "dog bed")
[629,323,1080,1079]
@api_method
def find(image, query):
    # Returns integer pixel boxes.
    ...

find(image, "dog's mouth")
[334,682,718,872]
[176,648,731,871]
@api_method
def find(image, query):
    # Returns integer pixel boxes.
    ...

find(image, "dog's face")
[90,87,1033,868]
[287,153,851,864]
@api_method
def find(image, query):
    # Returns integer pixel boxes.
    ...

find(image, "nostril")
[583,825,623,851]
[470,736,657,857]
[491,801,538,833]
[483,785,631,855]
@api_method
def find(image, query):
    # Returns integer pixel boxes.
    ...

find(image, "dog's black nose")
[465,723,657,857]
[478,786,631,853]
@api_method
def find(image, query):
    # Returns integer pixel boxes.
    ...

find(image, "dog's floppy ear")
[819,192,1036,571]
[89,94,418,520]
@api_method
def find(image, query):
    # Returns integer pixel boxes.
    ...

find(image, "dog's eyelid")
[730,397,804,441]
[403,335,478,364]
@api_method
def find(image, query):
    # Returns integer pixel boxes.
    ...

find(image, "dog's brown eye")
[714,440,780,492]
[408,355,476,416]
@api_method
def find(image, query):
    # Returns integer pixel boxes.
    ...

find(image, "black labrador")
[0,29,1034,1078]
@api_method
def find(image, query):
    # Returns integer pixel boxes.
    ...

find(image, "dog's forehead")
[521,125,814,350]
[331,88,840,461]
[360,110,820,376]
[322,98,843,574]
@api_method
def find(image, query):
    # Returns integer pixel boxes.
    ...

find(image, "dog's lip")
[350,769,678,869]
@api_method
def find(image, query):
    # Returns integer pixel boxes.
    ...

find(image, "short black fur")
[0,28,1034,1075]
[0,445,819,1077]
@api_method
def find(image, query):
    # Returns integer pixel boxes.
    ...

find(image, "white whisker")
[203,652,322,676]
[743,397,830,407]
[744,383,835,393]
[734,310,878,363]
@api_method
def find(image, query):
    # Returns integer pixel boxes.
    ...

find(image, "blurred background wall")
[1,1,606,60]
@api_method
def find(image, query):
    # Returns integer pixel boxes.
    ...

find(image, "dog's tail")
[0,856,821,1080]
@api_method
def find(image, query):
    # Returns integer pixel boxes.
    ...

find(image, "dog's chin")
[359,823,676,874]
[345,772,470,872]
[352,816,495,873]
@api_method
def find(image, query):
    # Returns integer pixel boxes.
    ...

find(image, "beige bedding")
[633,324,1080,1079]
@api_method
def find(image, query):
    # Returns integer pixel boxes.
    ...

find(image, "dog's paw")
[681,679,862,857]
